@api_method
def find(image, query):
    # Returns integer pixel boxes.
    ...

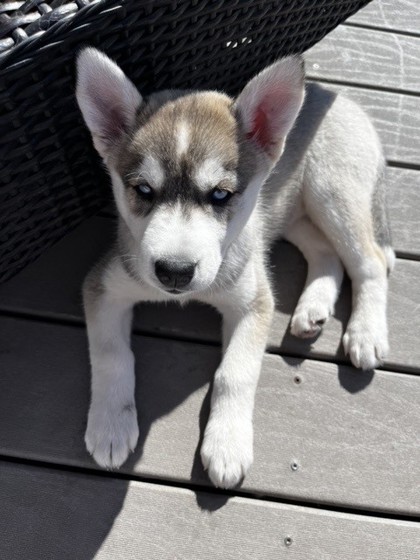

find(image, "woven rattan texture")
[0,0,371,283]
[0,1,95,55]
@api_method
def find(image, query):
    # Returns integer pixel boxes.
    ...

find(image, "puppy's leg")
[341,244,389,370]
[201,266,274,488]
[305,187,391,370]
[83,262,139,469]
[285,216,344,338]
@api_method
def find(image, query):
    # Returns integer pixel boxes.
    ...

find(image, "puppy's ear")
[235,56,305,163]
[76,48,142,161]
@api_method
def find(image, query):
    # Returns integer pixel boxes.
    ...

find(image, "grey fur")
[372,166,393,248]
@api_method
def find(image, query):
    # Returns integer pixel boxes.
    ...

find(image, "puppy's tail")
[372,165,395,274]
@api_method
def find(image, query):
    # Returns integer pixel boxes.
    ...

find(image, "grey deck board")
[1,315,420,515]
[386,166,420,259]
[1,217,419,372]
[348,0,420,35]
[2,461,419,560]
[315,83,420,166]
[306,24,420,94]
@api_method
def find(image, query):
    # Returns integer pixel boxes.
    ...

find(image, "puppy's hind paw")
[85,402,139,469]
[291,302,331,339]
[343,324,389,370]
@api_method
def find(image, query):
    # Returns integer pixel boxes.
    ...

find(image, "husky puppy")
[76,48,394,488]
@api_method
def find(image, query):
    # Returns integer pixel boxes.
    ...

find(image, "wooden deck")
[1,1,419,558]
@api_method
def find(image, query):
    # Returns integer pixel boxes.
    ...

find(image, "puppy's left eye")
[210,188,233,205]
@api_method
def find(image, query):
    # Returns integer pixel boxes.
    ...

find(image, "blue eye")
[134,183,154,200]
[210,188,232,205]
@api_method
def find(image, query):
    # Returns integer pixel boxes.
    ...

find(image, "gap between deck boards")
[1,453,418,524]
[344,20,420,39]
[309,76,420,101]
[0,306,419,377]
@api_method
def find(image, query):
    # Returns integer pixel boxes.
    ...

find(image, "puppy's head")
[76,48,304,296]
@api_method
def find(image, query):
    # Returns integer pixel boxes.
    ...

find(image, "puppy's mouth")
[155,285,191,296]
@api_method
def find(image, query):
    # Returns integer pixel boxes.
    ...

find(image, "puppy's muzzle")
[155,259,196,291]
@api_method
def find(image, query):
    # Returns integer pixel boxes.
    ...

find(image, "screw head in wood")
[284,536,293,547]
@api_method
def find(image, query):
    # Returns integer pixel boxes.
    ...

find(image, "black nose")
[155,259,195,289]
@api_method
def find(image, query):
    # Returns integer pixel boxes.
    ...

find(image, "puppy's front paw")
[201,413,253,489]
[85,401,139,469]
[343,319,388,370]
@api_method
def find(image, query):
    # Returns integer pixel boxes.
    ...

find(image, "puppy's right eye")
[134,183,154,201]
[209,187,233,205]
